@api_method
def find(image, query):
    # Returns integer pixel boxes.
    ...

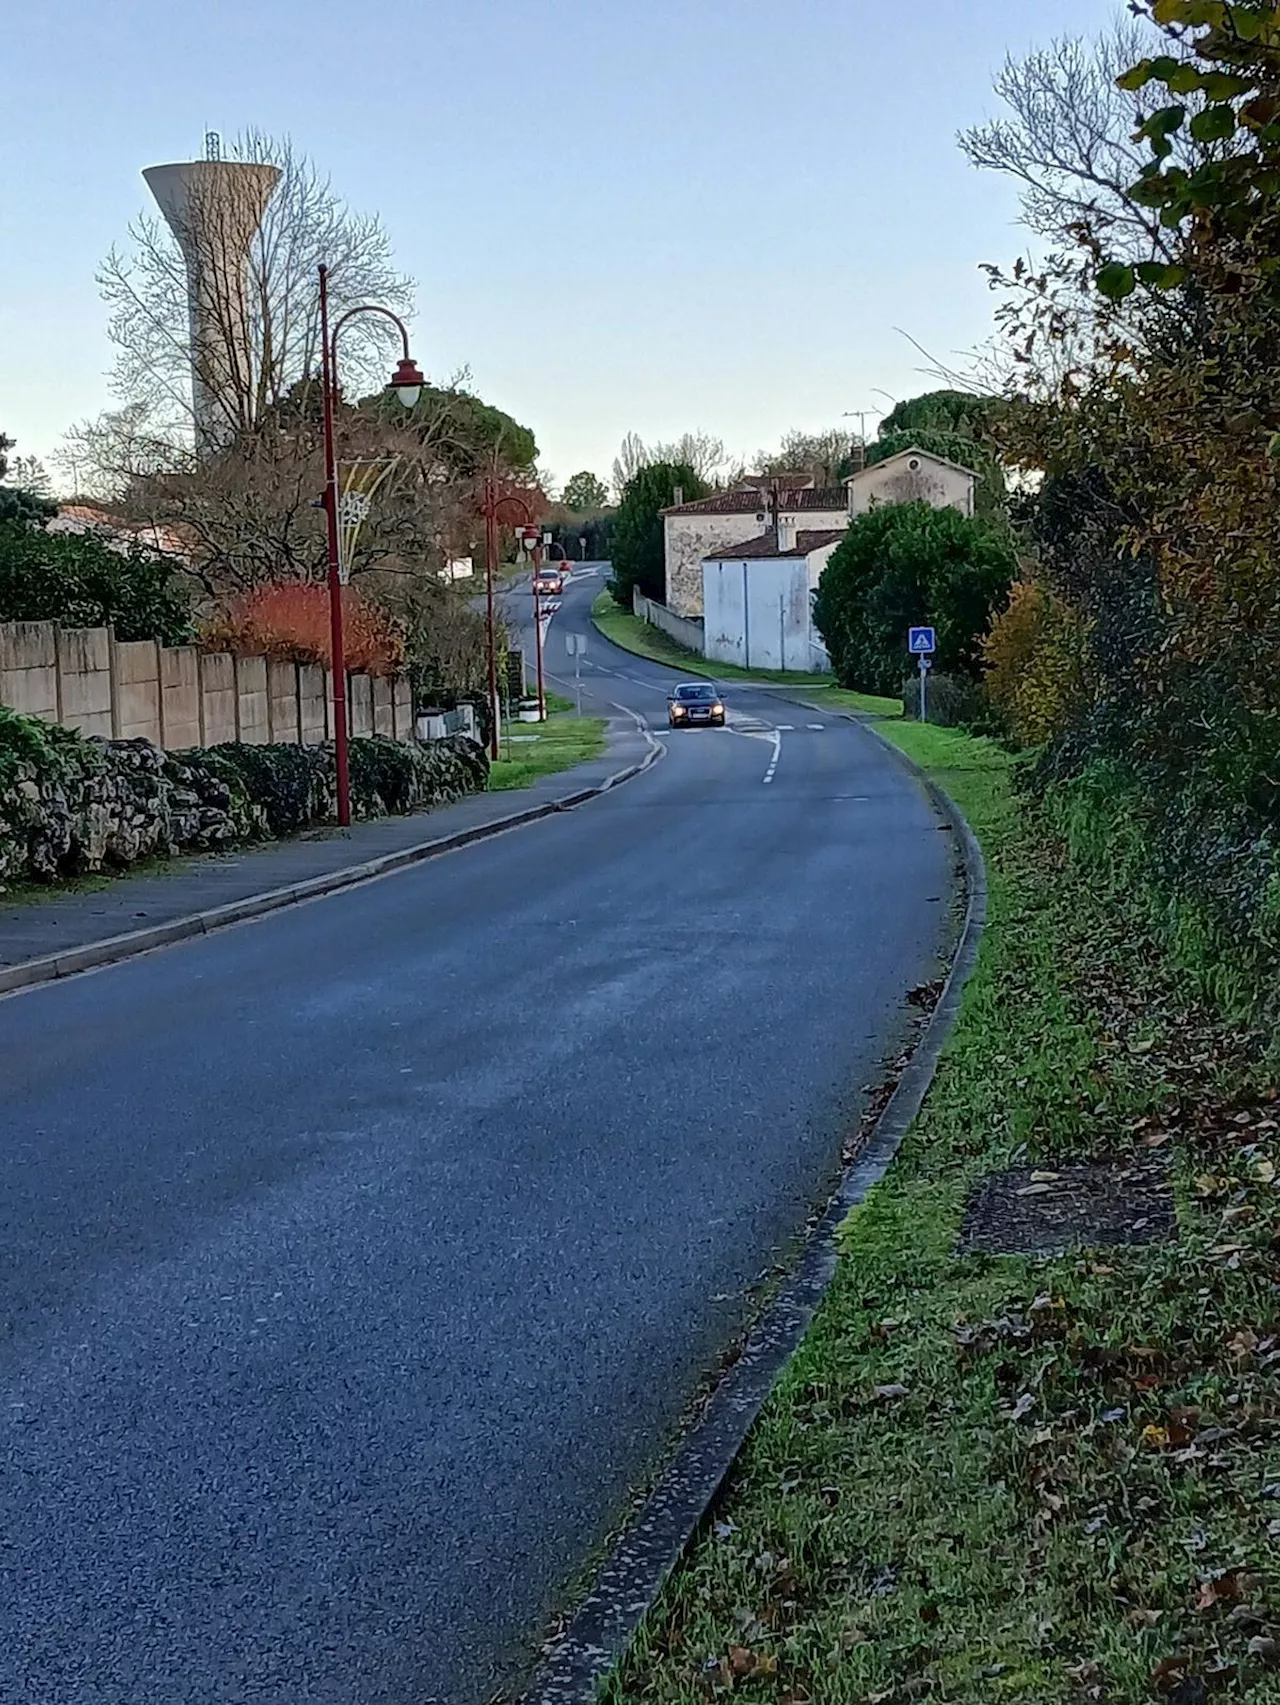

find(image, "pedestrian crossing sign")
[908,626,936,654]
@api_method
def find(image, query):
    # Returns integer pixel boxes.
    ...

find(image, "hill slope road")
[0,576,953,1703]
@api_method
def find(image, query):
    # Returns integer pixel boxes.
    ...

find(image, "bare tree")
[751,428,856,484]
[95,129,414,445]
[610,428,726,495]
[958,20,1199,263]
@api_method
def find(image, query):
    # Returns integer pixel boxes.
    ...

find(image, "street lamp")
[318,262,425,827]
[478,479,537,761]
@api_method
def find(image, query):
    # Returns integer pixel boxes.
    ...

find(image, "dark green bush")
[0,518,194,643]
[209,742,330,836]
[900,671,991,728]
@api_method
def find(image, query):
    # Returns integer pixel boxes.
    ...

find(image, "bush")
[0,518,193,643]
[813,501,1017,695]
[900,670,990,728]
[202,583,404,675]
[1,706,489,888]
[983,580,1095,747]
[608,461,708,607]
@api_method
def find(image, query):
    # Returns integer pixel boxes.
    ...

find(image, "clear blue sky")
[2,0,1120,489]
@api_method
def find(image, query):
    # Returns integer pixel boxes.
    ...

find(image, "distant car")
[533,571,564,596]
[667,682,725,728]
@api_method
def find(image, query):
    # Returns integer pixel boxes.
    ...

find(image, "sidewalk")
[0,720,654,993]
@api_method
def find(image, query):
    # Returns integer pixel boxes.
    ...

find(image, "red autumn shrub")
[202,582,405,676]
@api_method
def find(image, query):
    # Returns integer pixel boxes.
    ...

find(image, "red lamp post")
[479,480,537,761]
[318,263,425,826]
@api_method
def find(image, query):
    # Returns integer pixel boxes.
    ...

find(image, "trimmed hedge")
[0,708,489,887]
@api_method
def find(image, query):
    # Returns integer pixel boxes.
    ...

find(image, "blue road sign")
[908,626,936,654]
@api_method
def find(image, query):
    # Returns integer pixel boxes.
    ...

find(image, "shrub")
[608,461,708,607]
[0,519,194,643]
[983,580,1094,747]
[203,583,404,675]
[813,501,1017,695]
[900,670,989,728]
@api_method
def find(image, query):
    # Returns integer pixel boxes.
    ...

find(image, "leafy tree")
[878,390,999,440]
[812,502,1017,694]
[0,521,193,643]
[0,432,13,481]
[0,486,58,527]
[608,462,708,607]
[561,470,609,512]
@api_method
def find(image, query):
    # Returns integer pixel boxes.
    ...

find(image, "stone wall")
[0,620,415,751]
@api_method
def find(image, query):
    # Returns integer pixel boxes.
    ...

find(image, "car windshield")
[675,685,718,701]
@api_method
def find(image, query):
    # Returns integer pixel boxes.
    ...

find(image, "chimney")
[847,441,867,474]
[776,516,797,551]
[672,484,684,509]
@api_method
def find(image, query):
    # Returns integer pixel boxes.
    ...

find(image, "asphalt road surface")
[0,571,953,1704]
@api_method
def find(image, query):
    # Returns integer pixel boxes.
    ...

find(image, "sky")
[1,0,1122,493]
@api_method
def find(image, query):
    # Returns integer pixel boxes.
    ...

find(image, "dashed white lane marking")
[775,723,795,731]
[762,731,782,785]
[807,723,825,730]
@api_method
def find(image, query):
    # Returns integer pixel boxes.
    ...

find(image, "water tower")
[143,133,280,446]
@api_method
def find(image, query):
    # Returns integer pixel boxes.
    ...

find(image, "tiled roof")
[702,528,846,561]
[664,486,846,517]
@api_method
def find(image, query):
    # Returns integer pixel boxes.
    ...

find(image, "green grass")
[590,592,902,717]
[488,700,607,791]
[603,722,1279,1705]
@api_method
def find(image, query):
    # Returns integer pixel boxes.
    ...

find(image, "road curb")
[520,743,987,1705]
[0,736,663,1000]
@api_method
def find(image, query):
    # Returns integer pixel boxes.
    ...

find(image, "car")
[667,681,726,728]
[532,571,564,596]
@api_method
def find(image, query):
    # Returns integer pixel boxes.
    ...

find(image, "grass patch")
[590,593,901,717]
[603,723,1279,1704]
[488,702,607,792]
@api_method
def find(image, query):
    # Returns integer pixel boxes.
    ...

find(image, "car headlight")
[712,703,723,714]
[671,705,685,715]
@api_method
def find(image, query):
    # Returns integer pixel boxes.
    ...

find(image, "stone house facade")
[662,481,847,617]
[845,448,977,518]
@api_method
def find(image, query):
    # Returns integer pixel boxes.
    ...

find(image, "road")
[0,572,953,1705]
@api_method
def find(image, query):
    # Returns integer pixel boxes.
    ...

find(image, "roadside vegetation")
[489,692,607,791]
[605,721,1278,1705]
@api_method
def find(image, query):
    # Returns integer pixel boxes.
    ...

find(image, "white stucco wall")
[665,508,846,617]
[702,556,826,673]
[847,454,975,518]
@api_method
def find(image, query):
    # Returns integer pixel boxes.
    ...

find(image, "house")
[47,504,194,562]
[663,478,847,618]
[845,447,976,518]
[702,522,844,674]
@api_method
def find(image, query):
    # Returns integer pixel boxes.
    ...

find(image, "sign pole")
[919,654,928,724]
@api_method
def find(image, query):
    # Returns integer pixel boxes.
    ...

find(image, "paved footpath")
[0,722,650,980]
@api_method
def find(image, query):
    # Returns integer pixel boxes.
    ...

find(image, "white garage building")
[701,522,844,674]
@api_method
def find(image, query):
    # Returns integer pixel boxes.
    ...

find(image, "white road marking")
[762,731,782,785]
[775,724,795,731]
[807,723,825,730]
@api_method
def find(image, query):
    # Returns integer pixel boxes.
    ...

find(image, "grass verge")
[489,696,607,792]
[590,593,901,718]
[602,721,1279,1705]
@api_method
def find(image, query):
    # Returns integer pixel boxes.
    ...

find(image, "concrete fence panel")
[350,673,375,738]
[235,656,270,745]
[114,639,163,743]
[0,622,59,722]
[268,660,299,745]
[57,627,114,738]
[199,652,238,746]
[160,647,202,750]
[2,622,414,754]
[372,675,394,737]
[393,677,412,739]
[299,665,327,745]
